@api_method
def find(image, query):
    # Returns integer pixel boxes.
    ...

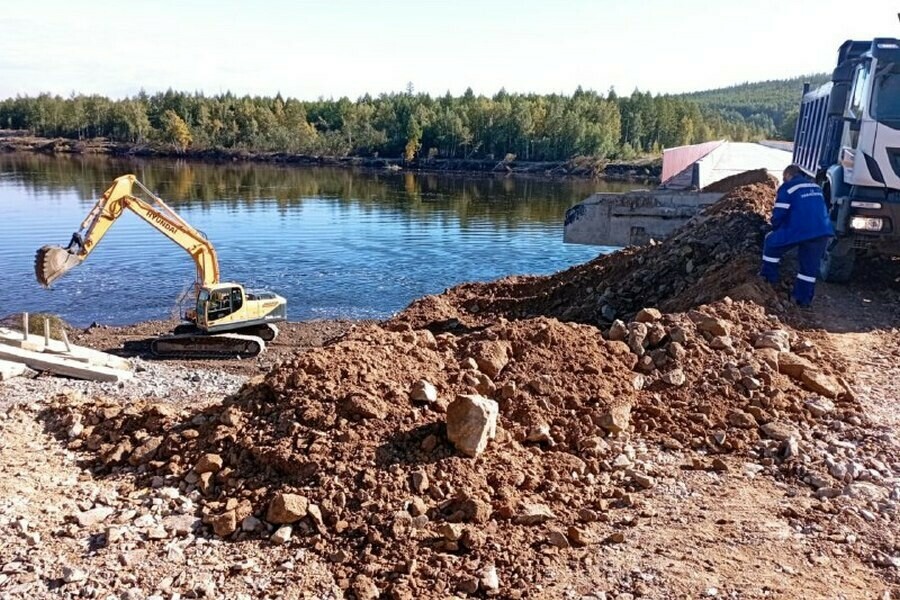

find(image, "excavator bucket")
[34,245,83,288]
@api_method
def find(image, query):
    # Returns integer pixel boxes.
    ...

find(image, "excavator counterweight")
[35,174,287,358]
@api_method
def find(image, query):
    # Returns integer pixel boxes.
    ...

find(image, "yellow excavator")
[35,174,287,358]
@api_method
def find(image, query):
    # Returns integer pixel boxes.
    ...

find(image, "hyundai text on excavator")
[34,174,287,358]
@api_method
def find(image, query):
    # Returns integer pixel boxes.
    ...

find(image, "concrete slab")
[0,327,132,371]
[661,141,793,190]
[564,191,722,247]
[0,344,132,383]
[0,359,28,381]
[698,143,792,189]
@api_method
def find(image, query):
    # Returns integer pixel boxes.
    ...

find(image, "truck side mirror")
[832,63,854,83]
[828,83,849,116]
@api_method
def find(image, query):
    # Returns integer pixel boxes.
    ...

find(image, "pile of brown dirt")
[623,300,854,453]
[44,302,857,598]
[701,177,779,215]
[41,181,872,598]
[389,180,779,333]
[48,319,642,597]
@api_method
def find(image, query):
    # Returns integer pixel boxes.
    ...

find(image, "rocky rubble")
[0,356,246,409]
[20,180,900,597]
[40,300,899,596]
[389,180,781,332]
[42,317,644,596]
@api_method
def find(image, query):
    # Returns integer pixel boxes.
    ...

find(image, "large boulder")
[469,340,512,379]
[800,370,842,398]
[598,403,631,434]
[266,493,309,524]
[778,352,815,379]
[446,394,499,457]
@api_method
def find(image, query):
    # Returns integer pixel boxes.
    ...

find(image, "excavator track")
[234,323,279,341]
[150,333,265,359]
[172,323,279,341]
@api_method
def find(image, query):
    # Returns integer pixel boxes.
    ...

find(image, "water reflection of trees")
[0,153,643,228]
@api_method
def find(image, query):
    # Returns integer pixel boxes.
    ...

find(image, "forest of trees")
[0,86,777,163]
[683,74,831,140]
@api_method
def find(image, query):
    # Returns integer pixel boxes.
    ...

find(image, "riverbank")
[0,179,898,598]
[0,131,661,182]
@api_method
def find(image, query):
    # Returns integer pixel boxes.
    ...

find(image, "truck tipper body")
[793,38,900,281]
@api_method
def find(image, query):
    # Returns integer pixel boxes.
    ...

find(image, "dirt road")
[810,268,900,431]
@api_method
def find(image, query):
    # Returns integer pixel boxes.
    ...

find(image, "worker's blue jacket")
[767,175,834,246]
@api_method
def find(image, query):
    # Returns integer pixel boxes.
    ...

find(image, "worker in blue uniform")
[760,164,835,306]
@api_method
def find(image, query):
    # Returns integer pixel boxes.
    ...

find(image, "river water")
[0,153,641,326]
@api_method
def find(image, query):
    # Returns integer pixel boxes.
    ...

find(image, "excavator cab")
[197,286,243,325]
[195,289,211,328]
[195,282,286,337]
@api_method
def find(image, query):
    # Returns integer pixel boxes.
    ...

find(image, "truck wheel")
[819,239,855,283]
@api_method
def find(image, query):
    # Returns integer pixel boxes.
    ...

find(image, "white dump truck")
[793,38,900,281]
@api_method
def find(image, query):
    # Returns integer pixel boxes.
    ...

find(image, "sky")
[1,0,897,100]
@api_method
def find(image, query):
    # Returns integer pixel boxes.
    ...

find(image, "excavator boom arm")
[35,174,220,288]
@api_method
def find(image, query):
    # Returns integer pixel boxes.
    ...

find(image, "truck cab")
[793,38,900,281]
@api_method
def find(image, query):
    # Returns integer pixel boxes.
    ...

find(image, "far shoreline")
[0,131,661,184]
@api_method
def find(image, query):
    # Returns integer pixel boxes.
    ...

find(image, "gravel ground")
[0,357,248,409]
[0,319,359,410]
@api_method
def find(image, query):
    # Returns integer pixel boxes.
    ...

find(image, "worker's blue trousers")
[760,234,830,306]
